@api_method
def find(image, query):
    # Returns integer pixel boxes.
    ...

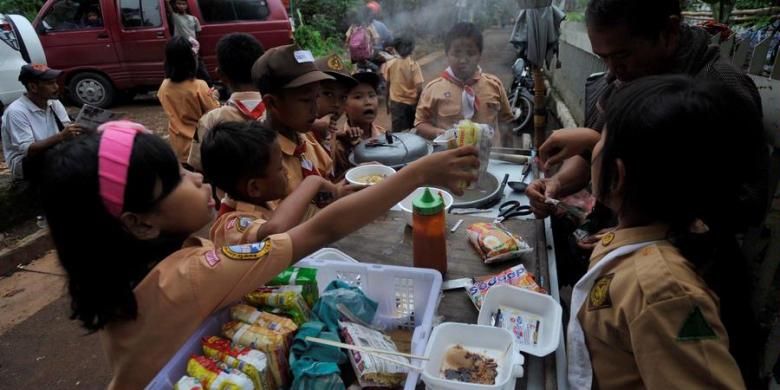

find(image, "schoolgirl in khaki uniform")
[567,76,765,389]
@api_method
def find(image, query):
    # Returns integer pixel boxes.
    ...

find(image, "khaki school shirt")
[210,200,273,248]
[385,57,424,105]
[158,79,220,162]
[579,225,744,389]
[278,132,334,196]
[188,91,264,171]
[415,73,513,137]
[101,233,293,390]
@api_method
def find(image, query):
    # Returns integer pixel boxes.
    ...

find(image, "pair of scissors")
[494,200,533,223]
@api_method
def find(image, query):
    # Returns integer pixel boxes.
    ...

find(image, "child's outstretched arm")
[256,175,331,239]
[284,146,479,260]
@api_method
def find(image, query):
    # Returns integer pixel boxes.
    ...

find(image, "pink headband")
[98,121,150,217]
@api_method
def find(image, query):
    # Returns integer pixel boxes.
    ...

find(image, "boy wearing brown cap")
[311,54,358,156]
[253,45,339,196]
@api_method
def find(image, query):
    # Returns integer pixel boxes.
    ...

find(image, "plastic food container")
[397,187,454,227]
[345,164,397,186]
[477,285,562,357]
[421,323,524,390]
[147,252,442,390]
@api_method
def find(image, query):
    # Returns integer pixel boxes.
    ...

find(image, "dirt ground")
[0,27,519,389]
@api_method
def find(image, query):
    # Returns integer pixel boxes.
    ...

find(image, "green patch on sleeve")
[677,306,718,341]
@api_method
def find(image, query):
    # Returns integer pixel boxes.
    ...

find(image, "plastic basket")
[147,249,442,390]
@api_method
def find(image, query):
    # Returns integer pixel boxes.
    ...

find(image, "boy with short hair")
[252,44,344,195]
[332,69,386,177]
[188,33,265,171]
[311,54,358,152]
[415,22,514,145]
[201,121,339,246]
[384,35,424,132]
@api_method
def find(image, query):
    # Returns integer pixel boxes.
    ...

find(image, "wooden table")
[330,210,557,389]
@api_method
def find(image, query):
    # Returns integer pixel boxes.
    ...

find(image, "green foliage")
[295,0,360,39]
[293,24,344,58]
[0,0,44,20]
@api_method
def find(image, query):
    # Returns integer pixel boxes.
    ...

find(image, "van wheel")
[69,72,115,108]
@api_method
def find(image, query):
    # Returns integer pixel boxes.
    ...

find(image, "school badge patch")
[327,55,344,71]
[236,216,255,233]
[677,306,718,341]
[222,240,271,260]
[588,273,614,311]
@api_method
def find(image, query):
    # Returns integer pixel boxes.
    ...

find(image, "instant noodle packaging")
[230,304,298,347]
[174,376,203,390]
[444,119,493,190]
[340,321,410,388]
[468,264,545,310]
[467,223,532,264]
[244,286,312,325]
[268,267,319,307]
[202,336,273,390]
[222,320,290,388]
[185,355,254,390]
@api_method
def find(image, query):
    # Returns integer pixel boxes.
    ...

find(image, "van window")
[197,0,270,23]
[41,0,104,31]
[120,0,163,28]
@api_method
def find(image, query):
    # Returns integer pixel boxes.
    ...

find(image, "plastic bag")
[443,119,493,190]
[467,264,545,310]
[186,355,254,390]
[202,336,273,390]
[340,321,409,388]
[466,223,533,264]
[222,321,290,388]
[268,267,319,307]
[245,285,312,325]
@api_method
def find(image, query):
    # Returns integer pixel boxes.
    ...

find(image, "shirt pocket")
[436,97,462,125]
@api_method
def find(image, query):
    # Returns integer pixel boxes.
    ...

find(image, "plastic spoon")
[508,163,533,193]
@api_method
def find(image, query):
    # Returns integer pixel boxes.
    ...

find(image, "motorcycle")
[508,55,535,134]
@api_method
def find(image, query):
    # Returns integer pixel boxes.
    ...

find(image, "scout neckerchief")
[441,66,482,119]
[229,98,266,120]
[567,239,664,389]
[292,136,322,179]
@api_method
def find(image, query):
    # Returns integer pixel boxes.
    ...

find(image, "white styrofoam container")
[476,285,562,357]
[422,323,525,390]
[147,250,442,390]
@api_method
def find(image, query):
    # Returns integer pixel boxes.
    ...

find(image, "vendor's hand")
[527,177,561,219]
[59,123,86,142]
[408,146,479,196]
[539,128,601,170]
[576,228,612,251]
[334,179,366,199]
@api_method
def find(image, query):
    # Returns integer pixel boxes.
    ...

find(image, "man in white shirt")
[1,64,84,181]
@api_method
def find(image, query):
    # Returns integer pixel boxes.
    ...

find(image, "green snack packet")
[269,267,319,307]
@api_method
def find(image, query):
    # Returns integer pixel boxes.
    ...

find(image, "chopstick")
[305,336,429,364]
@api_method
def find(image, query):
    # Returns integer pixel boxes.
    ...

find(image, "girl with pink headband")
[37,120,479,388]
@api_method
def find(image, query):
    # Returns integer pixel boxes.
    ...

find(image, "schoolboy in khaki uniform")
[576,226,744,389]
[252,45,336,195]
[415,23,513,145]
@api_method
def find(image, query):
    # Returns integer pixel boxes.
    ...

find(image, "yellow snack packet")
[222,320,289,388]
[202,336,272,390]
[186,355,254,390]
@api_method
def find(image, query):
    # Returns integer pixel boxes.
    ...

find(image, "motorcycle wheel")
[509,89,534,134]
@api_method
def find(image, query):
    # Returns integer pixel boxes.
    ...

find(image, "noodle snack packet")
[202,336,273,390]
[222,321,290,388]
[443,119,493,190]
[185,355,254,390]
[467,223,532,264]
[467,264,545,310]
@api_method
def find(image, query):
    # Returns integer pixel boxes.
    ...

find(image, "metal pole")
[533,66,546,148]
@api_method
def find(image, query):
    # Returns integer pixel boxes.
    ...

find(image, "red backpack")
[348,25,374,62]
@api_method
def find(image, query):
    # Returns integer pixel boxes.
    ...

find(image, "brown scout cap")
[315,54,358,88]
[251,44,334,90]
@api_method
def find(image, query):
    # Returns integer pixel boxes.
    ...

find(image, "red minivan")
[33,0,292,107]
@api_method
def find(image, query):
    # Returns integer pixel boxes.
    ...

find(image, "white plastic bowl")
[345,164,396,186]
[397,187,454,227]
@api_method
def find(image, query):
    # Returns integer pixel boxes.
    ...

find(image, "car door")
[34,0,119,73]
[115,0,169,86]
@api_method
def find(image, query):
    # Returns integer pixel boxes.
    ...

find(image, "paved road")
[0,27,518,389]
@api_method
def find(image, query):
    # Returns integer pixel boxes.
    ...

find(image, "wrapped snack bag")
[222,320,290,388]
[467,223,532,264]
[467,264,545,309]
[340,321,409,387]
[202,336,273,390]
[444,119,493,190]
[245,286,312,325]
[268,267,319,307]
[186,355,254,390]
[230,304,298,346]
[174,376,203,390]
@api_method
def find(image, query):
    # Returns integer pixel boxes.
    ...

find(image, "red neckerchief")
[440,69,482,114]
[292,139,322,179]
[230,99,266,120]
[218,202,235,217]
